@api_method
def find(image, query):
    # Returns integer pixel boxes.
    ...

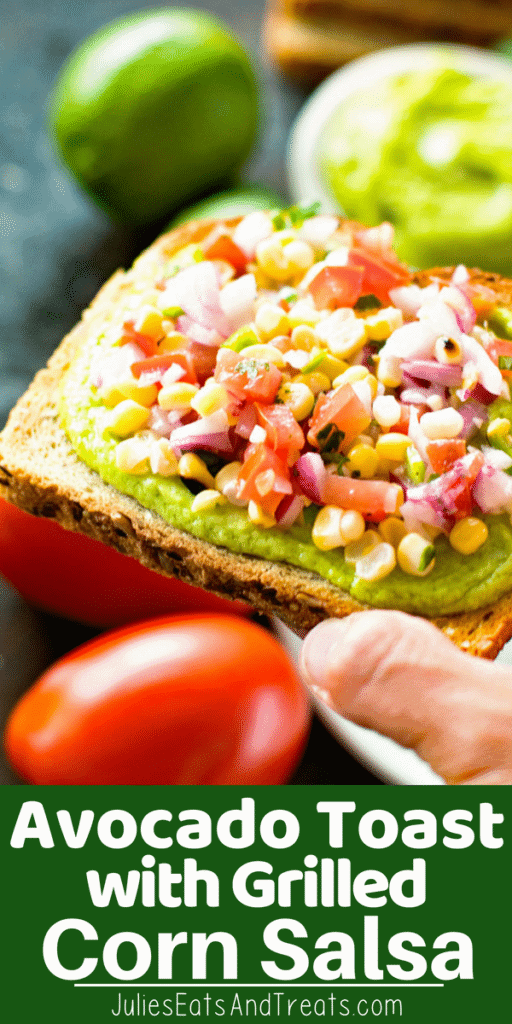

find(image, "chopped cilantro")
[354,294,382,311]
[499,355,512,371]
[427,473,440,482]
[323,452,348,474]
[316,421,345,453]
[236,358,269,379]
[271,201,322,231]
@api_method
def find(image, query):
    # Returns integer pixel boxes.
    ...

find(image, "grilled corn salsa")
[61,207,512,615]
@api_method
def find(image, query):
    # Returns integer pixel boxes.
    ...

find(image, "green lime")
[49,8,258,225]
[168,184,285,227]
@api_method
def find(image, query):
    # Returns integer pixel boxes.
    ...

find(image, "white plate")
[287,42,512,210]
[274,618,512,786]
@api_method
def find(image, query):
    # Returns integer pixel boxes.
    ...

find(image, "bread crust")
[1,218,512,658]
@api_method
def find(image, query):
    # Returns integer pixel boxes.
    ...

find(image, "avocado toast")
[2,212,512,657]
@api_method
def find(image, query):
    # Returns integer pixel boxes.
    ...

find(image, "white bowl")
[287,42,512,211]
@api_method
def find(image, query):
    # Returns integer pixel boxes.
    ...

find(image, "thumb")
[300,611,512,785]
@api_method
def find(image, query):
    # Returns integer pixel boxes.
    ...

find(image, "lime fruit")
[168,184,285,227]
[49,8,258,225]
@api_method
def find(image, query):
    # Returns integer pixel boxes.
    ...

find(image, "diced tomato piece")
[352,222,395,260]
[308,384,372,453]
[202,233,248,275]
[130,352,197,385]
[186,341,217,386]
[238,445,292,515]
[255,403,305,454]
[120,320,159,357]
[426,439,467,474]
[216,348,282,405]
[425,450,484,529]
[309,265,364,311]
[348,248,410,303]
[322,475,403,521]
[483,335,512,380]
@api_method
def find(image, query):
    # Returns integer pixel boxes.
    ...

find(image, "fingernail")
[300,618,352,690]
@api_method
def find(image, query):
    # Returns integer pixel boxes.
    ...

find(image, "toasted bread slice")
[1,219,512,658]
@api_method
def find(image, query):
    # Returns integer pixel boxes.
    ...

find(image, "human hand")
[300,611,512,785]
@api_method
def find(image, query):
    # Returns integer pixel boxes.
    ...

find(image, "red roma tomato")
[426,439,467,474]
[238,445,291,514]
[202,233,248,274]
[4,614,311,785]
[0,498,249,627]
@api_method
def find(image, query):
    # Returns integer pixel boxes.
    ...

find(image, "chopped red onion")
[440,285,476,334]
[457,400,487,439]
[295,453,326,503]
[170,409,234,456]
[285,349,310,370]
[232,212,273,259]
[176,314,224,348]
[276,493,305,527]
[473,465,512,513]
[460,334,502,397]
[382,318,440,361]
[148,406,181,437]
[389,282,439,317]
[161,261,231,336]
[219,273,257,330]
[401,359,462,387]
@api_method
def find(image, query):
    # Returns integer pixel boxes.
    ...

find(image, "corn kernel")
[115,437,150,473]
[449,517,488,555]
[293,371,331,396]
[117,378,159,407]
[344,530,381,564]
[487,417,511,440]
[397,533,436,576]
[191,382,229,417]
[98,383,125,408]
[364,306,403,341]
[316,311,366,359]
[149,438,180,477]
[377,353,402,388]
[375,432,412,462]
[178,453,216,489]
[345,444,380,479]
[378,516,408,548]
[339,510,365,543]
[372,394,401,429]
[248,500,276,528]
[157,331,189,353]
[278,381,315,420]
[355,542,397,582]
[332,365,369,388]
[158,382,199,411]
[238,343,286,367]
[255,302,290,341]
[255,236,291,282]
[434,336,462,364]
[290,324,320,351]
[108,400,150,437]
[287,300,324,329]
[312,505,345,551]
[255,469,276,497]
[420,408,464,440]
[133,305,164,340]
[191,489,227,513]
[282,239,315,275]
[426,394,444,412]
[215,461,247,506]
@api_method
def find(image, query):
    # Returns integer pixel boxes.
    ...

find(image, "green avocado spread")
[61,332,512,618]
[321,68,512,274]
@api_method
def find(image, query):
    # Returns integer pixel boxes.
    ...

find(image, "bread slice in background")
[1,219,512,658]
[264,0,512,83]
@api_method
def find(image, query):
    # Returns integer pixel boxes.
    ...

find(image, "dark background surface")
[0,0,380,784]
